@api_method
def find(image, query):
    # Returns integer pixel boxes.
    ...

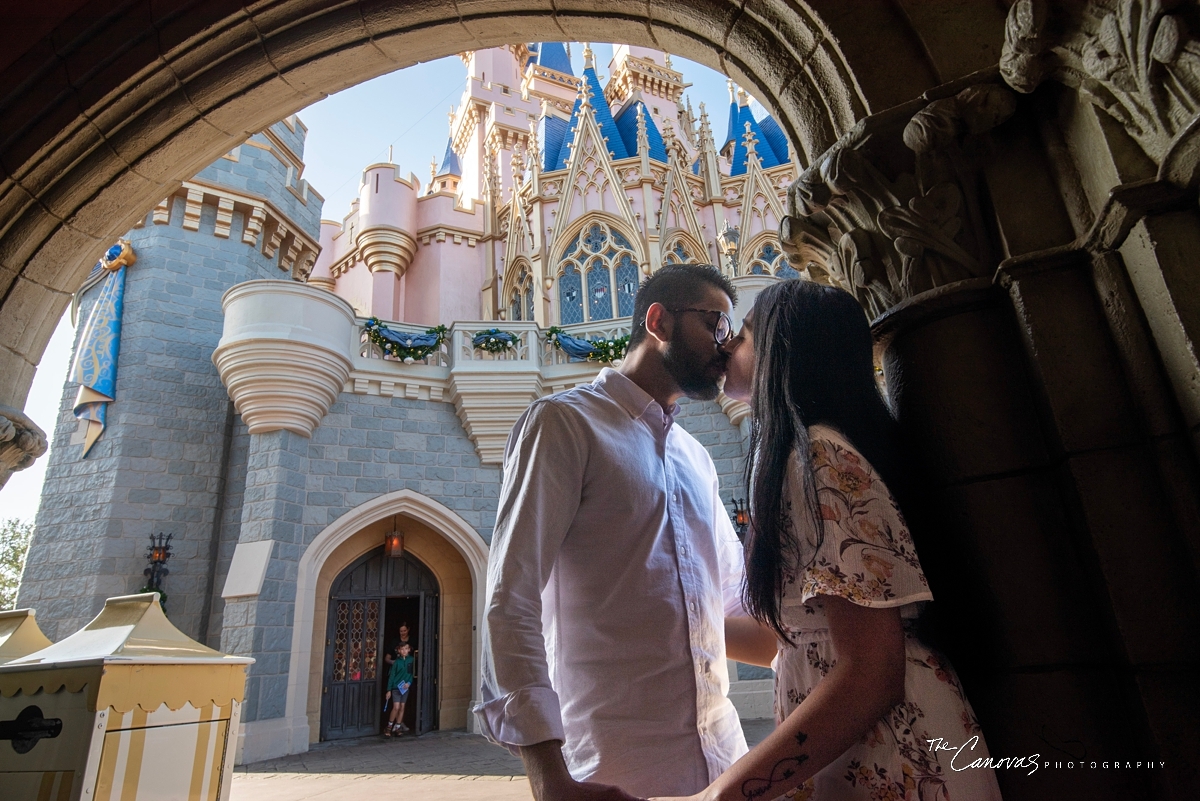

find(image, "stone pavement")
[232,720,775,800]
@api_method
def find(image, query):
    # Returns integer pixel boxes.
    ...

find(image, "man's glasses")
[668,308,734,345]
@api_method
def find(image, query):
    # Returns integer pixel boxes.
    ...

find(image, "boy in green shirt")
[384,642,414,736]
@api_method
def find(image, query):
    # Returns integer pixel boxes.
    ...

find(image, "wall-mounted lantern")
[141,533,173,612]
[384,531,405,558]
[717,221,741,276]
[729,498,750,541]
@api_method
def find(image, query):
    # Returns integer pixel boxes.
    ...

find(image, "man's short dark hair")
[627,264,737,349]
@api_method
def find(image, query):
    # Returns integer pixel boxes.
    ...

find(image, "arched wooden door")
[320,547,439,740]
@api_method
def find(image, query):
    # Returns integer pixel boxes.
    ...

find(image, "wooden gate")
[320,547,439,740]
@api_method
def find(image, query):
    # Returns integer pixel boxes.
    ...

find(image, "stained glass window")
[556,220,639,323]
[587,257,613,321]
[559,263,584,324]
[615,253,638,317]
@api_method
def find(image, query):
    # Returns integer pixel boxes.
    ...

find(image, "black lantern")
[729,498,750,540]
[384,531,405,558]
[142,532,173,611]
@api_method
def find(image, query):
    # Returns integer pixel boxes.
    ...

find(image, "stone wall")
[219,394,502,724]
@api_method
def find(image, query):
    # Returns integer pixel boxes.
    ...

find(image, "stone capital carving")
[213,281,355,437]
[0,404,48,489]
[782,82,1017,318]
[1002,0,1200,168]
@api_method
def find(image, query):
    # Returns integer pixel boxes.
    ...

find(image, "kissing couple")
[476,264,1003,801]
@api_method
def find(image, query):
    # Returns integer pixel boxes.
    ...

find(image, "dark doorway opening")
[382,596,419,733]
[320,546,440,741]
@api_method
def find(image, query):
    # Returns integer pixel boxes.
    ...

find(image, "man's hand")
[520,740,645,801]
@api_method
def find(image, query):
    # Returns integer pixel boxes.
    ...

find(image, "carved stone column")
[781,28,1200,795]
[0,404,48,489]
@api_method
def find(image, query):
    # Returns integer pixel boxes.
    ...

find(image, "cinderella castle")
[19,43,795,763]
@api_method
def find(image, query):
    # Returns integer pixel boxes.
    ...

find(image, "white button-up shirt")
[475,368,748,797]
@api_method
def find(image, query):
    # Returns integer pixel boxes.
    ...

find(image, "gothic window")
[556,220,639,323]
[587,257,612,320]
[615,253,638,317]
[509,266,535,322]
[663,240,695,265]
[559,262,584,324]
[747,240,798,277]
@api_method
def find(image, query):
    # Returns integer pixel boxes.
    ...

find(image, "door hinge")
[323,686,328,694]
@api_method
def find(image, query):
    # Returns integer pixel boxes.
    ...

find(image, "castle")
[20,43,793,764]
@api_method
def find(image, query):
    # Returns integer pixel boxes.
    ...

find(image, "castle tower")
[19,119,324,644]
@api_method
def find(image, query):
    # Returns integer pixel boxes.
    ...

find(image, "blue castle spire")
[551,47,629,170]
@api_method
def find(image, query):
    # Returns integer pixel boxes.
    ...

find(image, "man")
[475,264,749,800]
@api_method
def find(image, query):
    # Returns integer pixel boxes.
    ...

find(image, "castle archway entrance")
[292,490,488,748]
[321,546,439,740]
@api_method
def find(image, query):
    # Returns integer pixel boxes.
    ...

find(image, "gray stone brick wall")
[19,120,322,643]
[220,394,501,723]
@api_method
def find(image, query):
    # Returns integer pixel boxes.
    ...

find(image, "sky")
[0,43,751,526]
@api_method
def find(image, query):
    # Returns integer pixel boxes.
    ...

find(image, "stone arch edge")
[266,489,489,762]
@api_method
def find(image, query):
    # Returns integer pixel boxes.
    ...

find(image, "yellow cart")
[0,593,252,801]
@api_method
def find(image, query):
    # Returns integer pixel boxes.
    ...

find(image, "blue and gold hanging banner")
[71,240,136,457]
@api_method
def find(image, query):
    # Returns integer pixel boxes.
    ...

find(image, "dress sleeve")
[784,427,933,609]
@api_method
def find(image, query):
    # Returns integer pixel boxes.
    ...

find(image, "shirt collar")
[593,367,680,423]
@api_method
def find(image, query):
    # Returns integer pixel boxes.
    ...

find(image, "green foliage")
[363,318,448,363]
[545,326,630,364]
[0,518,34,611]
[471,328,519,353]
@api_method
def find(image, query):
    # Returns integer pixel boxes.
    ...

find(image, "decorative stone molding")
[1002,0,1200,168]
[0,404,48,489]
[782,81,1017,318]
[356,226,418,276]
[213,281,355,437]
[447,323,542,465]
[152,180,321,279]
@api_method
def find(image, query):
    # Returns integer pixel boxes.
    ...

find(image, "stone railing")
[218,282,751,464]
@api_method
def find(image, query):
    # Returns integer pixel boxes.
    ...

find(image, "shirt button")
[672,493,678,502]
[689,602,696,611]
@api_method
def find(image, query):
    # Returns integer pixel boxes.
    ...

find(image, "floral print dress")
[774,425,1002,801]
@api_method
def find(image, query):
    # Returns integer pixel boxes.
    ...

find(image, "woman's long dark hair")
[742,280,908,641]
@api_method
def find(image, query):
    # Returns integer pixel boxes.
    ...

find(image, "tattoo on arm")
[740,732,810,800]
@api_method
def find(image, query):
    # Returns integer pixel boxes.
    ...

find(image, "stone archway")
[287,489,488,751]
[0,1,1007,414]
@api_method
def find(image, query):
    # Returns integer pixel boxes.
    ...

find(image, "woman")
[657,281,1001,800]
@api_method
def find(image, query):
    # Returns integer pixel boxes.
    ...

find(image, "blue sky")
[0,44,746,525]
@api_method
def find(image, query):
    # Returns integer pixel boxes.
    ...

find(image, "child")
[384,642,414,737]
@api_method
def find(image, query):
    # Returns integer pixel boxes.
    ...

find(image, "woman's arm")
[724,617,778,668]
[660,596,906,801]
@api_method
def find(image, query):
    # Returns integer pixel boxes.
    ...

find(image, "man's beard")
[663,328,724,401]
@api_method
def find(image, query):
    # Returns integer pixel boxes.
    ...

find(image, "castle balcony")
[216,280,630,466]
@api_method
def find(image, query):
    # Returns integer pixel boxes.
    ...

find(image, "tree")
[0,518,34,611]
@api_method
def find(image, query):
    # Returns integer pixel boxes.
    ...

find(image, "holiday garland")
[472,328,520,353]
[545,326,630,364]
[364,318,448,363]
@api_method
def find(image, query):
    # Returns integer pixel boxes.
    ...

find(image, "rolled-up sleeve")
[475,399,585,750]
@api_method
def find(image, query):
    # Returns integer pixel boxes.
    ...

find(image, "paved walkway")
[232,720,775,800]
